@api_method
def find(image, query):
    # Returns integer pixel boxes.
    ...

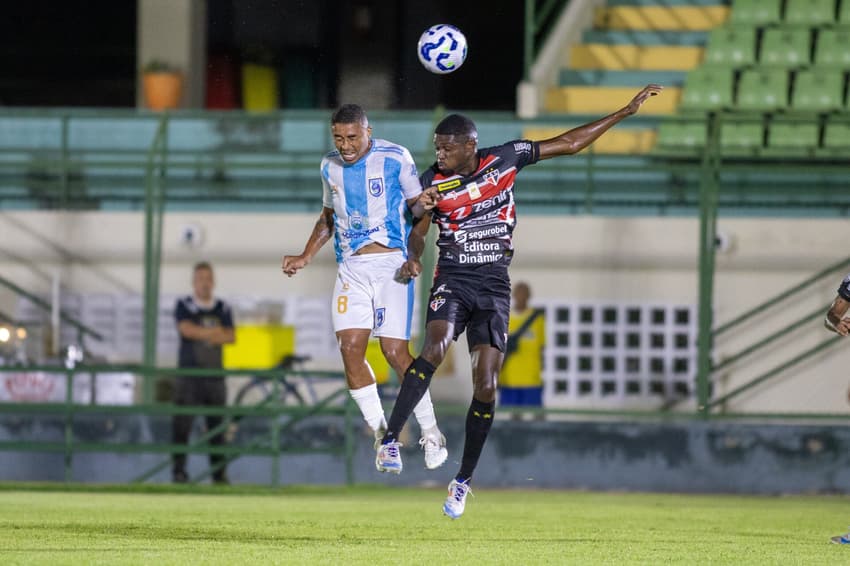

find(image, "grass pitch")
[0,483,848,565]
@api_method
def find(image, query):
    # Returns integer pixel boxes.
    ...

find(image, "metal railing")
[0,365,355,485]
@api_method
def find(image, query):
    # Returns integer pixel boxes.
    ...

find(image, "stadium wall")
[1,211,848,414]
[3,415,850,494]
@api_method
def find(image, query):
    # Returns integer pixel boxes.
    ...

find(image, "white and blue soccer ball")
[417,24,468,75]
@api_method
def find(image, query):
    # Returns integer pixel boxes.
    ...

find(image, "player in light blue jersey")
[282,104,447,471]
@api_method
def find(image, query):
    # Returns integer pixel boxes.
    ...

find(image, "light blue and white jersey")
[321,138,422,263]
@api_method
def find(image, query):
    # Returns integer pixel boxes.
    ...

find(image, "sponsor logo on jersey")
[467,182,481,200]
[368,177,384,197]
[514,141,532,154]
[341,225,381,240]
[349,213,364,230]
[453,224,509,244]
[342,281,350,291]
[375,307,386,328]
[430,296,446,311]
[433,284,450,294]
[437,179,462,192]
[483,168,500,186]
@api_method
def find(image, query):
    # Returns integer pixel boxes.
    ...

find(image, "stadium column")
[696,112,721,417]
[136,0,207,109]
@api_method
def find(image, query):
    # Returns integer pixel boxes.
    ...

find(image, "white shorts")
[332,251,415,340]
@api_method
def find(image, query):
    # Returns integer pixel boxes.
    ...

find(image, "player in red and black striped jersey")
[377,84,663,518]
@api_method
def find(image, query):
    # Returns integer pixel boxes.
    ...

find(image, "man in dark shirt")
[377,84,663,518]
[173,261,235,484]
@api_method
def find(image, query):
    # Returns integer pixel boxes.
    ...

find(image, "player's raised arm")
[282,206,334,277]
[537,84,663,160]
[825,295,850,336]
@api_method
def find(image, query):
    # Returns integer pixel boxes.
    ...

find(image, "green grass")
[0,484,849,565]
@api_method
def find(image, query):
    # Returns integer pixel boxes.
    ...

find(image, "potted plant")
[142,60,183,111]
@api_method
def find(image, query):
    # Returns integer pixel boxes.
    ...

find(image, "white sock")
[412,389,438,434]
[349,383,387,432]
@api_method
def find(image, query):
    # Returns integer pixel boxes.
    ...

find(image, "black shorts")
[426,263,511,352]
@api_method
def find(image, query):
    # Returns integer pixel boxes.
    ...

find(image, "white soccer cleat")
[442,478,472,519]
[419,430,448,470]
[375,440,403,474]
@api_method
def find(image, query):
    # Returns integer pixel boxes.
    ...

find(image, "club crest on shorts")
[430,295,446,311]
[375,307,386,328]
[368,177,384,197]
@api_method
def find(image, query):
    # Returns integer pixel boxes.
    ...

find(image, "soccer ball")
[417,25,468,75]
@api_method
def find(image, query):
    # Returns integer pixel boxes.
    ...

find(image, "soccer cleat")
[375,440,403,474]
[442,478,472,519]
[830,532,850,544]
[419,430,448,470]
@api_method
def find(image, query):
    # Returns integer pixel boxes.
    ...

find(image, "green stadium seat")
[792,68,845,111]
[721,121,763,156]
[765,122,819,156]
[681,68,734,110]
[704,26,757,67]
[815,28,850,68]
[784,0,837,26]
[656,120,708,154]
[730,0,782,26]
[760,28,811,68]
[822,120,850,154]
[736,69,789,110]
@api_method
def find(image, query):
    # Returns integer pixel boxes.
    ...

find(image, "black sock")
[383,357,437,443]
[456,398,495,482]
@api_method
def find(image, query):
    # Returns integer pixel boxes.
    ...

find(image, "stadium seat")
[822,120,850,155]
[680,68,734,110]
[792,68,845,111]
[765,122,819,156]
[730,0,781,26]
[784,0,836,26]
[656,120,708,154]
[721,121,763,155]
[815,28,850,68]
[736,69,789,110]
[760,28,811,68]
[840,0,850,23]
[704,26,757,67]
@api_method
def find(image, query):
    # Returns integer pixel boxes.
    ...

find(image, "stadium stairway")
[525,0,730,154]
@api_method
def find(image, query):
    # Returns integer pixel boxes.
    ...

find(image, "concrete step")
[568,44,703,70]
[559,69,687,87]
[544,86,681,114]
[594,5,729,30]
[581,30,709,46]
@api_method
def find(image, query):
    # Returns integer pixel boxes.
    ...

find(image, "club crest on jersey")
[375,307,386,328]
[430,296,446,311]
[437,179,462,192]
[368,177,384,197]
[467,182,481,200]
[483,168,500,187]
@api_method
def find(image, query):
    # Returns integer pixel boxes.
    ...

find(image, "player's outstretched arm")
[825,295,850,335]
[282,207,334,277]
[399,209,431,280]
[537,84,663,160]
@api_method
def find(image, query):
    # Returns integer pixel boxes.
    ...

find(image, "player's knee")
[474,380,498,403]
[420,340,449,367]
